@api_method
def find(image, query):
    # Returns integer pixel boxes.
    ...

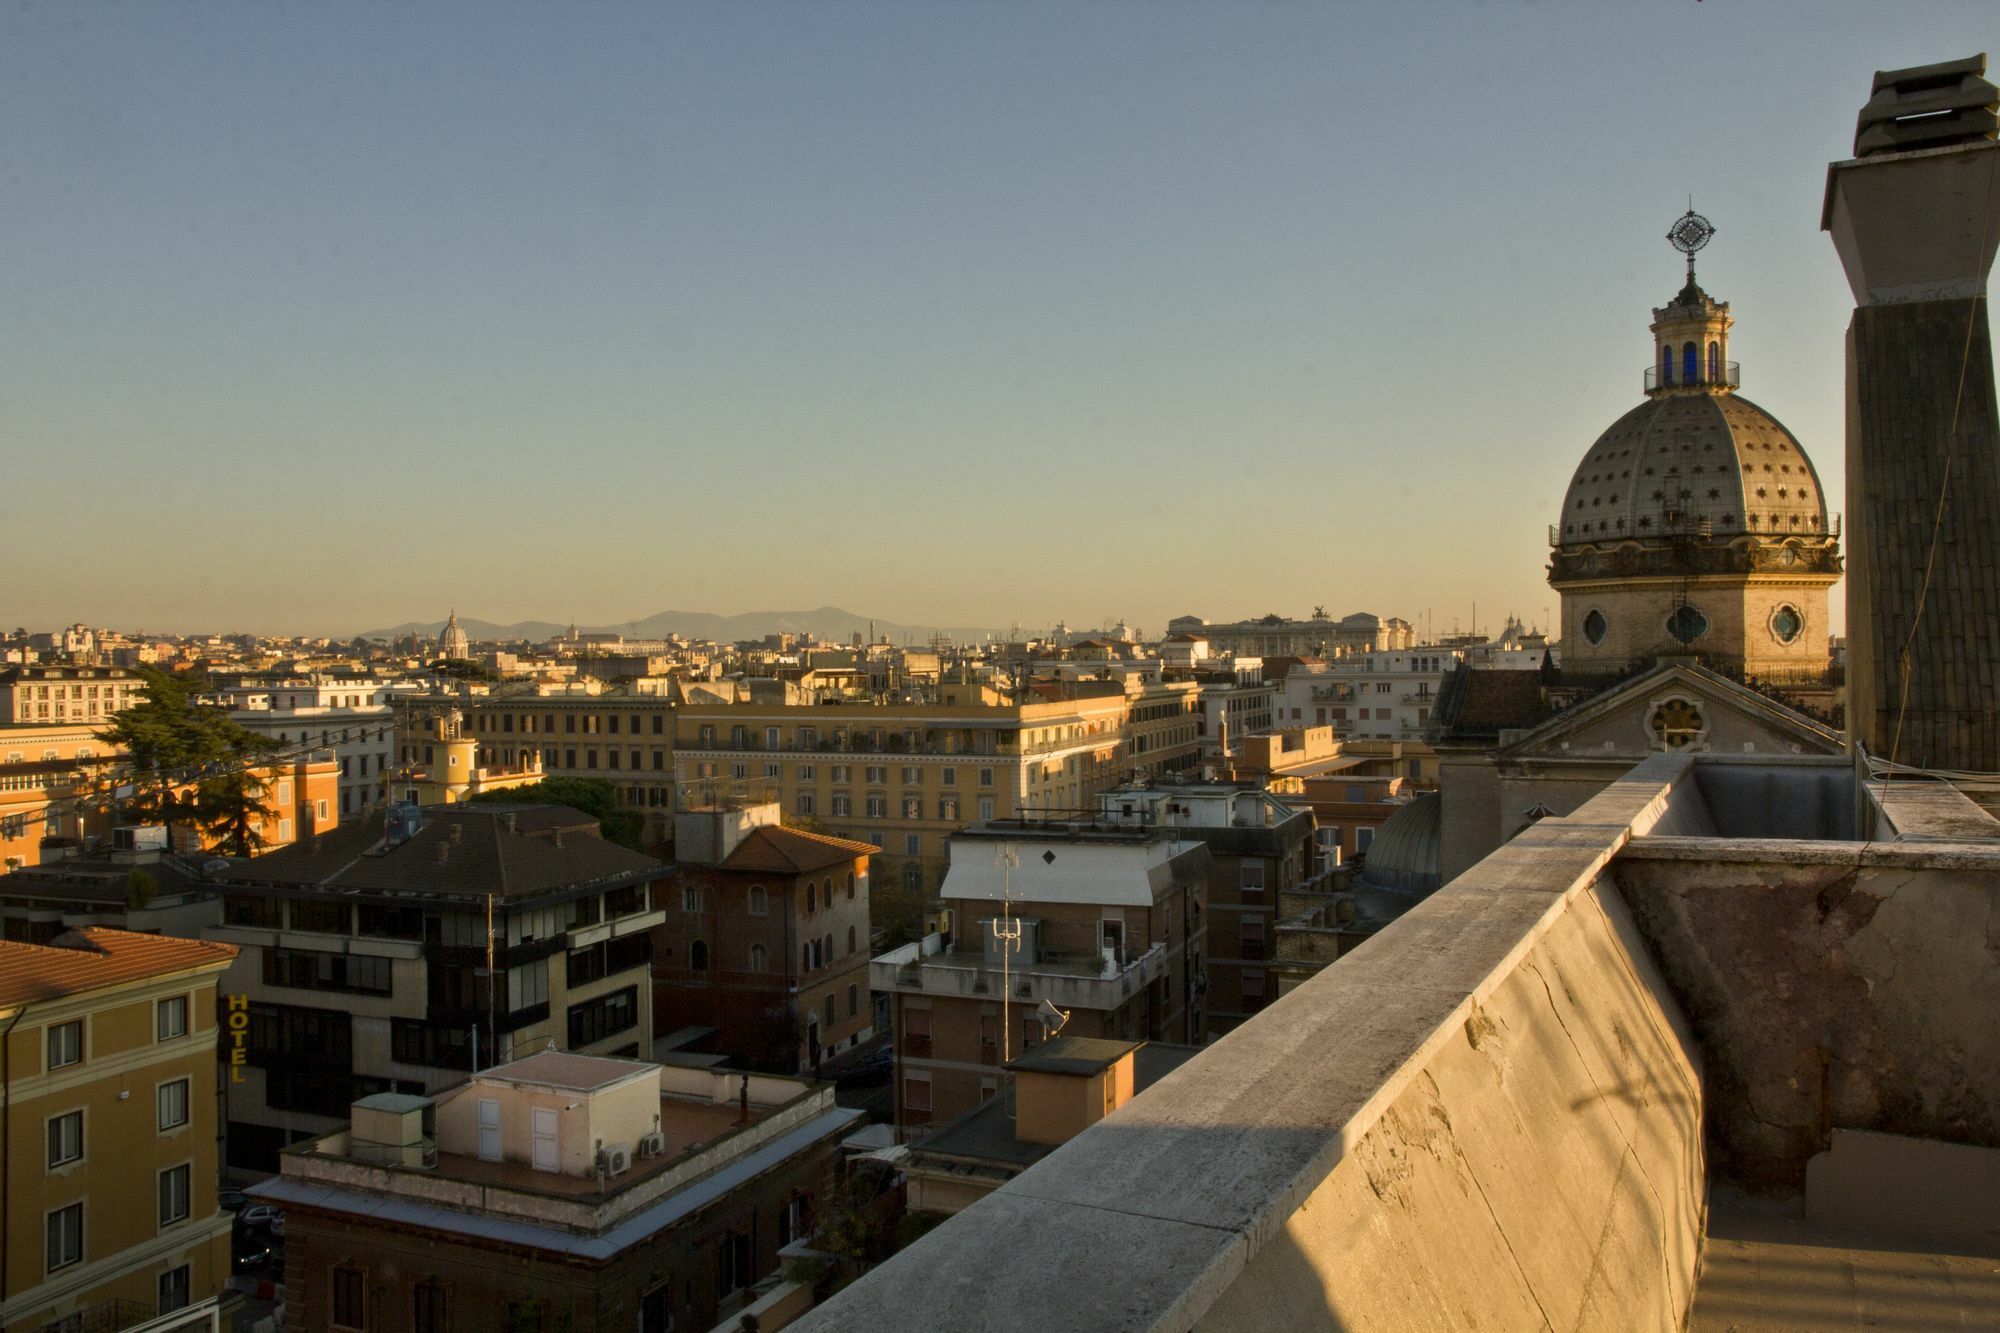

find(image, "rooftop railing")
[1645,360,1740,392]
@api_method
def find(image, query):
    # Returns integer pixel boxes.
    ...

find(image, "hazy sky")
[4,2,1993,638]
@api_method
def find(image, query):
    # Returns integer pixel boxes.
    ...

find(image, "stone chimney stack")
[1823,54,2000,772]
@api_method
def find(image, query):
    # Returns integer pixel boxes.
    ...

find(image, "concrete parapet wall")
[1615,834,2000,1191]
[794,755,1706,1332]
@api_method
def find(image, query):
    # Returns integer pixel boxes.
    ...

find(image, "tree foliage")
[102,668,282,856]
[466,776,646,851]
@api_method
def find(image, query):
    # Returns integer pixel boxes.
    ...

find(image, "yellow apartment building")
[2,722,342,871]
[0,667,146,726]
[673,684,1130,926]
[0,928,239,1331]
[398,690,679,842]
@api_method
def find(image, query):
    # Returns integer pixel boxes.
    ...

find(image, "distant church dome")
[1549,213,1841,678]
[440,611,470,660]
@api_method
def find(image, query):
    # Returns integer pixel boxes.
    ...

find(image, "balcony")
[872,938,1169,1012]
[1645,359,1739,392]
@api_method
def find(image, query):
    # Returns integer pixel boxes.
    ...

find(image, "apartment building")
[1,724,340,872]
[872,819,1210,1133]
[205,676,411,817]
[673,684,1130,927]
[1,722,118,870]
[210,802,669,1171]
[1270,648,1461,742]
[254,1052,858,1333]
[401,688,679,842]
[0,928,239,1332]
[655,803,875,1073]
[0,666,145,725]
[1166,612,1417,659]
[1095,784,1316,1033]
[1125,679,1202,779]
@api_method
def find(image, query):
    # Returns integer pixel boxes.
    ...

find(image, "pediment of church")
[1495,662,1843,763]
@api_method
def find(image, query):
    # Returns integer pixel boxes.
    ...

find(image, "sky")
[3,1,1994,639]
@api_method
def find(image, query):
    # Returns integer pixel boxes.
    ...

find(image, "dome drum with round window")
[1551,216,1840,679]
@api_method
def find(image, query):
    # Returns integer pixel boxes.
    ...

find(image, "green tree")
[103,668,280,855]
[466,776,645,851]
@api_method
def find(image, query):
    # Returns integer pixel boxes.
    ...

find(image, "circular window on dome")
[1582,609,1608,645]
[1666,604,1709,645]
[1770,604,1804,644]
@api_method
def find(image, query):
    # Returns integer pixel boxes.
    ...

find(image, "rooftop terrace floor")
[1692,1195,2000,1332]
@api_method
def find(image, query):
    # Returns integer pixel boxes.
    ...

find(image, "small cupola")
[1646,210,1737,396]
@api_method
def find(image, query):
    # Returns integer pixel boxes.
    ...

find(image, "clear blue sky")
[3,1,1992,638]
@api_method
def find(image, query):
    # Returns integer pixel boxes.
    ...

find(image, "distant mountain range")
[350,606,1008,646]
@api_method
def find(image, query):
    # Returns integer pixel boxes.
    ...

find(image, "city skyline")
[5,3,1994,636]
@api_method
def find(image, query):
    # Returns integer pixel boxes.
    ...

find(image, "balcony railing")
[872,941,1169,1012]
[1645,360,1739,392]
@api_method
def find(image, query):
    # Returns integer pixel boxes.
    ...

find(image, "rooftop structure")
[254,1053,859,1330]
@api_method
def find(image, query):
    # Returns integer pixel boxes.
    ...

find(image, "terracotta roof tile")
[0,927,237,1009]
[720,825,877,875]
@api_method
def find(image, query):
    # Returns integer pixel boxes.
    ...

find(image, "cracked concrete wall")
[1193,877,1703,1333]
[1614,839,2000,1192]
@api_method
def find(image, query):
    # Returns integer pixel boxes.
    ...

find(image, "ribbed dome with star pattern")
[1557,392,1830,546]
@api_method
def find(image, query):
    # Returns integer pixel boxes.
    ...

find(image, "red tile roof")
[721,825,877,875]
[0,928,237,1009]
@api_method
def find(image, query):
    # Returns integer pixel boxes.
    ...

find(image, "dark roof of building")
[720,825,876,876]
[1006,1036,1140,1077]
[0,852,216,905]
[0,927,237,1008]
[1430,663,1559,743]
[218,804,665,902]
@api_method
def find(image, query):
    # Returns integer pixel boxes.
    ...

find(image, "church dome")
[1357,791,1441,897]
[1557,392,1830,546]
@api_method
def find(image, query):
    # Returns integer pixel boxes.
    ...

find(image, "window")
[901,766,920,784]
[905,834,921,856]
[1239,864,1266,899]
[978,797,995,820]
[749,943,768,973]
[866,766,885,784]
[799,763,816,781]
[1682,340,1698,384]
[332,1265,368,1330]
[688,941,709,973]
[747,885,768,915]
[847,925,856,954]
[47,1020,81,1069]
[903,1074,933,1120]
[939,798,958,820]
[796,792,816,816]
[1708,339,1721,381]
[831,794,851,817]
[1241,918,1268,961]
[568,986,639,1047]
[902,796,921,819]
[848,983,859,1017]
[1659,343,1673,385]
[413,1279,449,1333]
[717,1230,752,1299]
[158,1078,190,1132]
[941,767,956,786]
[846,872,856,900]
[682,885,703,913]
[46,1202,82,1273]
[47,1110,83,1168]
[158,1264,191,1314]
[158,1162,191,1226]
[831,764,850,783]
[903,1007,931,1056]
[1582,608,1608,645]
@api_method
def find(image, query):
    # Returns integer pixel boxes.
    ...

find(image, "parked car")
[218,1188,250,1212]
[238,1203,283,1231]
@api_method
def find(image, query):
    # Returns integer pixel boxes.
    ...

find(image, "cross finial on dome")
[1667,208,1716,288]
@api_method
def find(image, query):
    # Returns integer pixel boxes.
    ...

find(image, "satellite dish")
[1036,997,1071,1037]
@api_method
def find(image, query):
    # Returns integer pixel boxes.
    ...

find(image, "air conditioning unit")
[597,1144,632,1177]
[637,1131,667,1158]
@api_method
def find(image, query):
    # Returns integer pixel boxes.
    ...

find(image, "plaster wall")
[1614,838,2000,1191]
